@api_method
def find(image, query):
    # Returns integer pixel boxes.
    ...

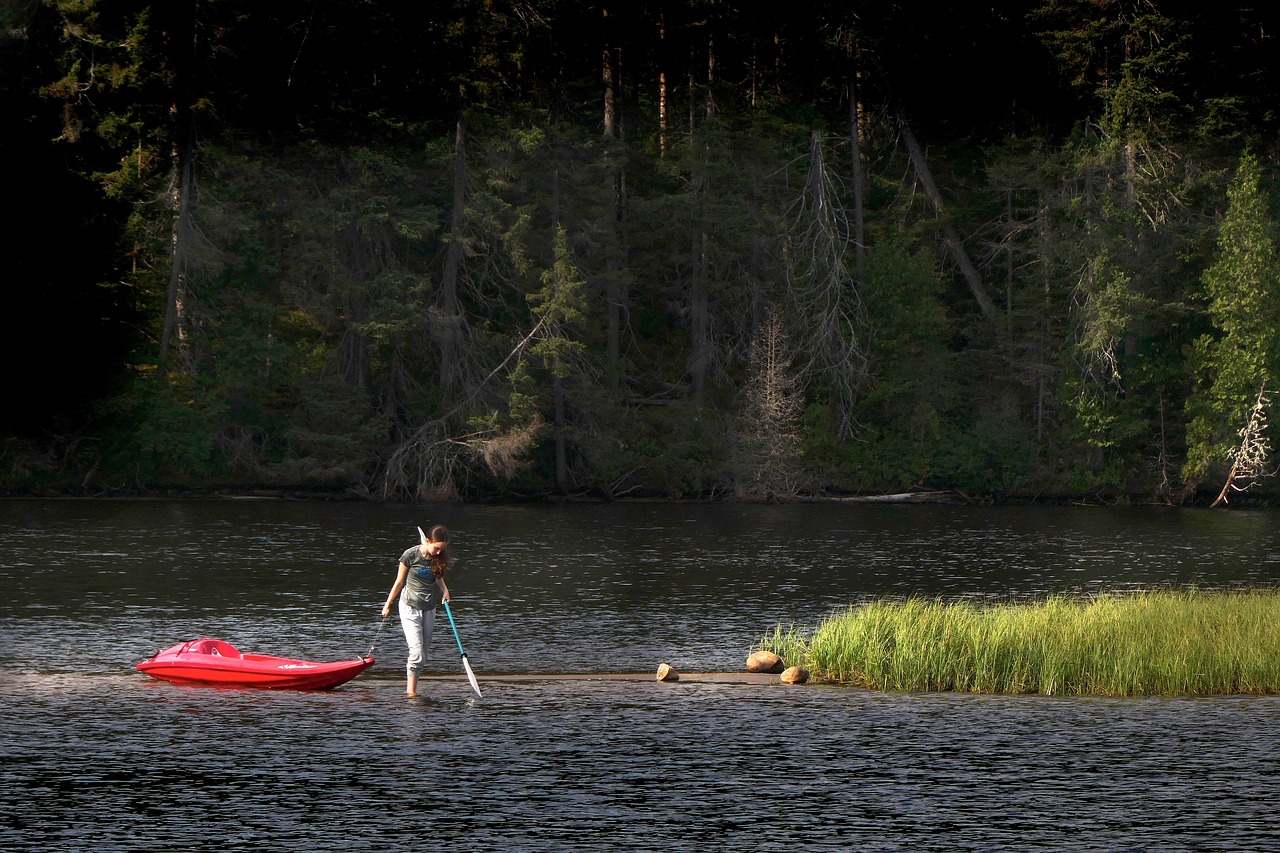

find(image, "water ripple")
[3,500,1280,850]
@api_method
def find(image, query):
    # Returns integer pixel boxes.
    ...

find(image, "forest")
[2,0,1279,504]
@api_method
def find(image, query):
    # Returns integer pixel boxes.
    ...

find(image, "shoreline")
[419,672,786,685]
[1,487,1261,508]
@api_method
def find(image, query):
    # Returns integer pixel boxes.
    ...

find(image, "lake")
[2,498,1279,850]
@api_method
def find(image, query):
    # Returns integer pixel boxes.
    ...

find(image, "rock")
[780,666,810,684]
[745,650,784,674]
[656,663,680,682]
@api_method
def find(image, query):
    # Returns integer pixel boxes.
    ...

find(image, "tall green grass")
[758,589,1280,696]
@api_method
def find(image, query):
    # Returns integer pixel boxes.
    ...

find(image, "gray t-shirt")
[399,546,440,610]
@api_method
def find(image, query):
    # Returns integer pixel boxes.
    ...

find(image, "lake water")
[2,498,1279,850]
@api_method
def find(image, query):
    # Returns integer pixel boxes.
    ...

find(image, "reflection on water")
[2,499,1280,850]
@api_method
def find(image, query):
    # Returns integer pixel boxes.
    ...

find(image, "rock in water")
[745,651,784,673]
[656,663,680,682]
[780,666,809,684]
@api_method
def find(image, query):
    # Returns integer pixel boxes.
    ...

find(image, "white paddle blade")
[462,656,482,697]
[418,526,428,546]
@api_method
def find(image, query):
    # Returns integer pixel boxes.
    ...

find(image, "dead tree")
[380,317,548,500]
[847,41,866,284]
[897,112,996,319]
[1212,385,1275,507]
[738,309,806,498]
[783,131,870,437]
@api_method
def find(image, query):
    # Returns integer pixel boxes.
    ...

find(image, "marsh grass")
[759,589,1280,696]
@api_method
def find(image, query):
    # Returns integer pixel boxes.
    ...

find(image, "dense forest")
[2,1,1279,504]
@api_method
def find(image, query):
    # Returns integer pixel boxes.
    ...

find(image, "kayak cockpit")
[181,638,243,658]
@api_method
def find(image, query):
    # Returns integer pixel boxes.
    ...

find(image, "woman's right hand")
[381,602,391,618]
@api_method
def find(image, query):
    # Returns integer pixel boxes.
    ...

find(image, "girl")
[382,524,452,697]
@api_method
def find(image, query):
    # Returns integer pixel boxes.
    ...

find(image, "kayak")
[136,638,375,690]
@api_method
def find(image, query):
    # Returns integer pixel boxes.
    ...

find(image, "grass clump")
[758,588,1280,696]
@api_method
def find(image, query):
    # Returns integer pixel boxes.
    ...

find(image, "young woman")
[381,524,452,697]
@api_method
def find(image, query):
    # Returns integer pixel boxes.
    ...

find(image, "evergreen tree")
[529,224,590,491]
[7,2,1280,500]
[1184,152,1280,491]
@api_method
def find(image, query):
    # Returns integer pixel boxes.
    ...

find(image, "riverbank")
[4,484,1271,508]
[759,588,1280,696]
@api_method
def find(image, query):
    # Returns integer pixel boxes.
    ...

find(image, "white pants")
[398,599,436,677]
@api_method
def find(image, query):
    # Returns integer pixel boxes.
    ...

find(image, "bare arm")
[382,563,409,617]
[437,575,451,604]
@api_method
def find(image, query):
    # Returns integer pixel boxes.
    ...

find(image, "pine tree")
[529,225,590,491]
[1184,152,1280,492]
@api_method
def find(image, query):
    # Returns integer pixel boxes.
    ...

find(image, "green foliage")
[95,374,219,485]
[805,236,994,491]
[1184,152,1280,484]
[935,410,1038,494]
[575,403,730,500]
[10,4,1280,501]
[858,237,954,413]
[1032,1,1238,148]
[505,360,540,429]
[281,373,389,485]
[528,225,588,379]
[1055,251,1157,491]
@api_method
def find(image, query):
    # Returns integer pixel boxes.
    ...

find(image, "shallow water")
[3,499,1280,850]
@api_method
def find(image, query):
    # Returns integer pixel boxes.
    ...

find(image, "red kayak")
[137,638,375,690]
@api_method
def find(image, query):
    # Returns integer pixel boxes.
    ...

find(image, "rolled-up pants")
[398,599,436,677]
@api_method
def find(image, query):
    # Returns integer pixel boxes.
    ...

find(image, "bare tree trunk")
[158,4,198,379]
[1122,40,1136,211]
[686,93,711,399]
[739,309,804,498]
[690,227,709,400]
[603,7,624,391]
[440,96,466,316]
[1125,139,1137,210]
[1037,201,1052,443]
[158,151,194,377]
[1005,189,1015,342]
[437,90,468,405]
[606,207,624,393]
[1212,385,1273,507]
[705,1,716,119]
[848,47,865,284]
[658,13,668,157]
[554,375,568,490]
[602,7,616,139]
[898,113,997,319]
[687,45,696,133]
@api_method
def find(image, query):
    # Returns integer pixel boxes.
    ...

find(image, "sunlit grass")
[758,588,1280,696]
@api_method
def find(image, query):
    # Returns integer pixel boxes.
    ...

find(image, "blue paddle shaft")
[442,600,483,697]
[443,600,467,658]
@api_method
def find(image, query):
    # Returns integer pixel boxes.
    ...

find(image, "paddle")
[442,600,482,697]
